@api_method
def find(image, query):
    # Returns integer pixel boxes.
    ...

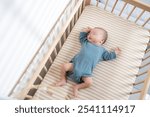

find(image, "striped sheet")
[33,6,149,100]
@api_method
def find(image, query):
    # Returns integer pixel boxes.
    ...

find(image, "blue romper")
[67,32,116,83]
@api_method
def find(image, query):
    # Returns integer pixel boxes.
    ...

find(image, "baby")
[56,27,121,97]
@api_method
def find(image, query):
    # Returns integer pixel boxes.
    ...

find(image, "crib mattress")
[33,6,149,100]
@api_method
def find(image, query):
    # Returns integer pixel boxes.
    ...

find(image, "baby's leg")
[73,77,92,97]
[55,63,73,86]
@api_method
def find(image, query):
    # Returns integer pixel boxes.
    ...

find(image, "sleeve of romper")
[102,49,116,61]
[79,32,88,44]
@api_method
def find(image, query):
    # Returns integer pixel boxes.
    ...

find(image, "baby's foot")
[55,79,66,86]
[73,85,79,97]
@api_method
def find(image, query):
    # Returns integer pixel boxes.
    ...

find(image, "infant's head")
[87,27,108,45]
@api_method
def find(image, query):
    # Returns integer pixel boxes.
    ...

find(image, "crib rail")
[95,0,150,28]
[10,0,85,99]
[129,33,150,99]
[123,0,150,12]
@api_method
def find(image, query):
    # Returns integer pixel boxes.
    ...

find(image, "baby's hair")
[94,27,108,44]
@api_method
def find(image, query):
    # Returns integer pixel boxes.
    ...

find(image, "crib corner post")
[139,70,150,100]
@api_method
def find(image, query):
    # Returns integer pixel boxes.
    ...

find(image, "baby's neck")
[91,42,102,46]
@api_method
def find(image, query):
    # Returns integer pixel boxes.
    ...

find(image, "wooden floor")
[32,6,149,100]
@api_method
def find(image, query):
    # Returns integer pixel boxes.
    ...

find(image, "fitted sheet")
[32,6,149,100]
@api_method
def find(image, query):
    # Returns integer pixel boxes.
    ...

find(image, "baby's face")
[87,28,104,45]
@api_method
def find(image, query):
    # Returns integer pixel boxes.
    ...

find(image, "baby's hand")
[82,27,92,32]
[114,47,121,55]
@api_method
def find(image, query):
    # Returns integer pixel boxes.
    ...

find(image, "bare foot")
[55,79,66,86]
[73,85,79,97]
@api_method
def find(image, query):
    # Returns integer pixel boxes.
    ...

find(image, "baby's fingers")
[115,47,121,51]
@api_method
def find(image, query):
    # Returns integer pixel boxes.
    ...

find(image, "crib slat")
[111,0,118,13]
[142,17,150,27]
[58,40,62,50]
[44,66,48,72]
[130,90,142,94]
[127,6,136,19]
[75,11,79,22]
[48,57,53,64]
[142,54,150,61]
[136,71,147,77]
[82,0,85,10]
[140,62,150,69]
[96,0,99,7]
[54,48,57,56]
[67,23,71,35]
[135,10,145,23]
[63,32,67,42]
[79,5,82,15]
[133,80,145,85]
[25,95,33,99]
[104,0,109,10]
[119,2,127,16]
[71,17,75,28]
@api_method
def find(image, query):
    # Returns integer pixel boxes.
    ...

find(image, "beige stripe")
[33,6,149,100]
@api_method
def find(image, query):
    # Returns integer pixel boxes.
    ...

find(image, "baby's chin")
[87,39,99,45]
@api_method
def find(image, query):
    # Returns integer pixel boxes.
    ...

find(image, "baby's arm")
[102,47,121,61]
[80,27,92,44]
